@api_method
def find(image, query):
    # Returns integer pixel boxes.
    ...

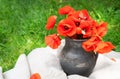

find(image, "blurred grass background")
[0,0,120,71]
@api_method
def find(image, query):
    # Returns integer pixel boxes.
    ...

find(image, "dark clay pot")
[59,37,98,77]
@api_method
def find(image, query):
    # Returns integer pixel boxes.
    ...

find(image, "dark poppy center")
[64,25,69,30]
[75,22,80,26]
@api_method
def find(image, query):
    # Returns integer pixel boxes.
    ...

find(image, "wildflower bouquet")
[45,5,115,54]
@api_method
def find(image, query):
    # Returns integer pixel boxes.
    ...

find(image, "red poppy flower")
[58,5,75,15]
[68,16,82,34]
[68,10,91,21]
[96,21,108,37]
[68,15,81,34]
[82,36,102,52]
[80,20,93,38]
[57,18,76,37]
[79,9,91,20]
[90,20,99,35]
[67,11,93,37]
[45,15,57,30]
[68,11,80,19]
[94,42,115,54]
[45,34,61,49]
[30,73,41,79]
[82,27,92,38]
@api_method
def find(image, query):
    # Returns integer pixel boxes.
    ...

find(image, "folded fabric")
[93,54,115,71]
[3,54,30,79]
[89,62,120,79]
[27,48,67,79]
[89,53,120,79]
[104,51,120,61]
[68,75,89,79]
[0,67,4,79]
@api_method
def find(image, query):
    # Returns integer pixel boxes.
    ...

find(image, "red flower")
[45,15,57,30]
[68,10,91,21]
[30,73,41,79]
[91,21,108,37]
[67,10,93,37]
[80,20,93,38]
[45,34,61,49]
[96,22,108,37]
[78,9,91,20]
[94,42,115,54]
[57,18,76,37]
[82,27,92,38]
[58,5,75,15]
[82,36,102,52]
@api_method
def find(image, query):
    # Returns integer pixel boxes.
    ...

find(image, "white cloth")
[68,75,89,79]
[27,48,67,79]
[3,54,30,79]
[89,54,120,79]
[0,67,4,79]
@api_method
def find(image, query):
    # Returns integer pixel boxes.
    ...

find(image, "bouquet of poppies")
[45,5,115,54]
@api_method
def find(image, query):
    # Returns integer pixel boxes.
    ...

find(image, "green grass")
[0,0,120,71]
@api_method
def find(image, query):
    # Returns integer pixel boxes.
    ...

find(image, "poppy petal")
[45,15,57,30]
[45,34,61,49]
[79,9,91,20]
[30,73,41,79]
[58,5,75,15]
[76,27,82,34]
[94,42,115,54]
[82,36,102,52]
[57,18,76,37]
[96,22,108,37]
